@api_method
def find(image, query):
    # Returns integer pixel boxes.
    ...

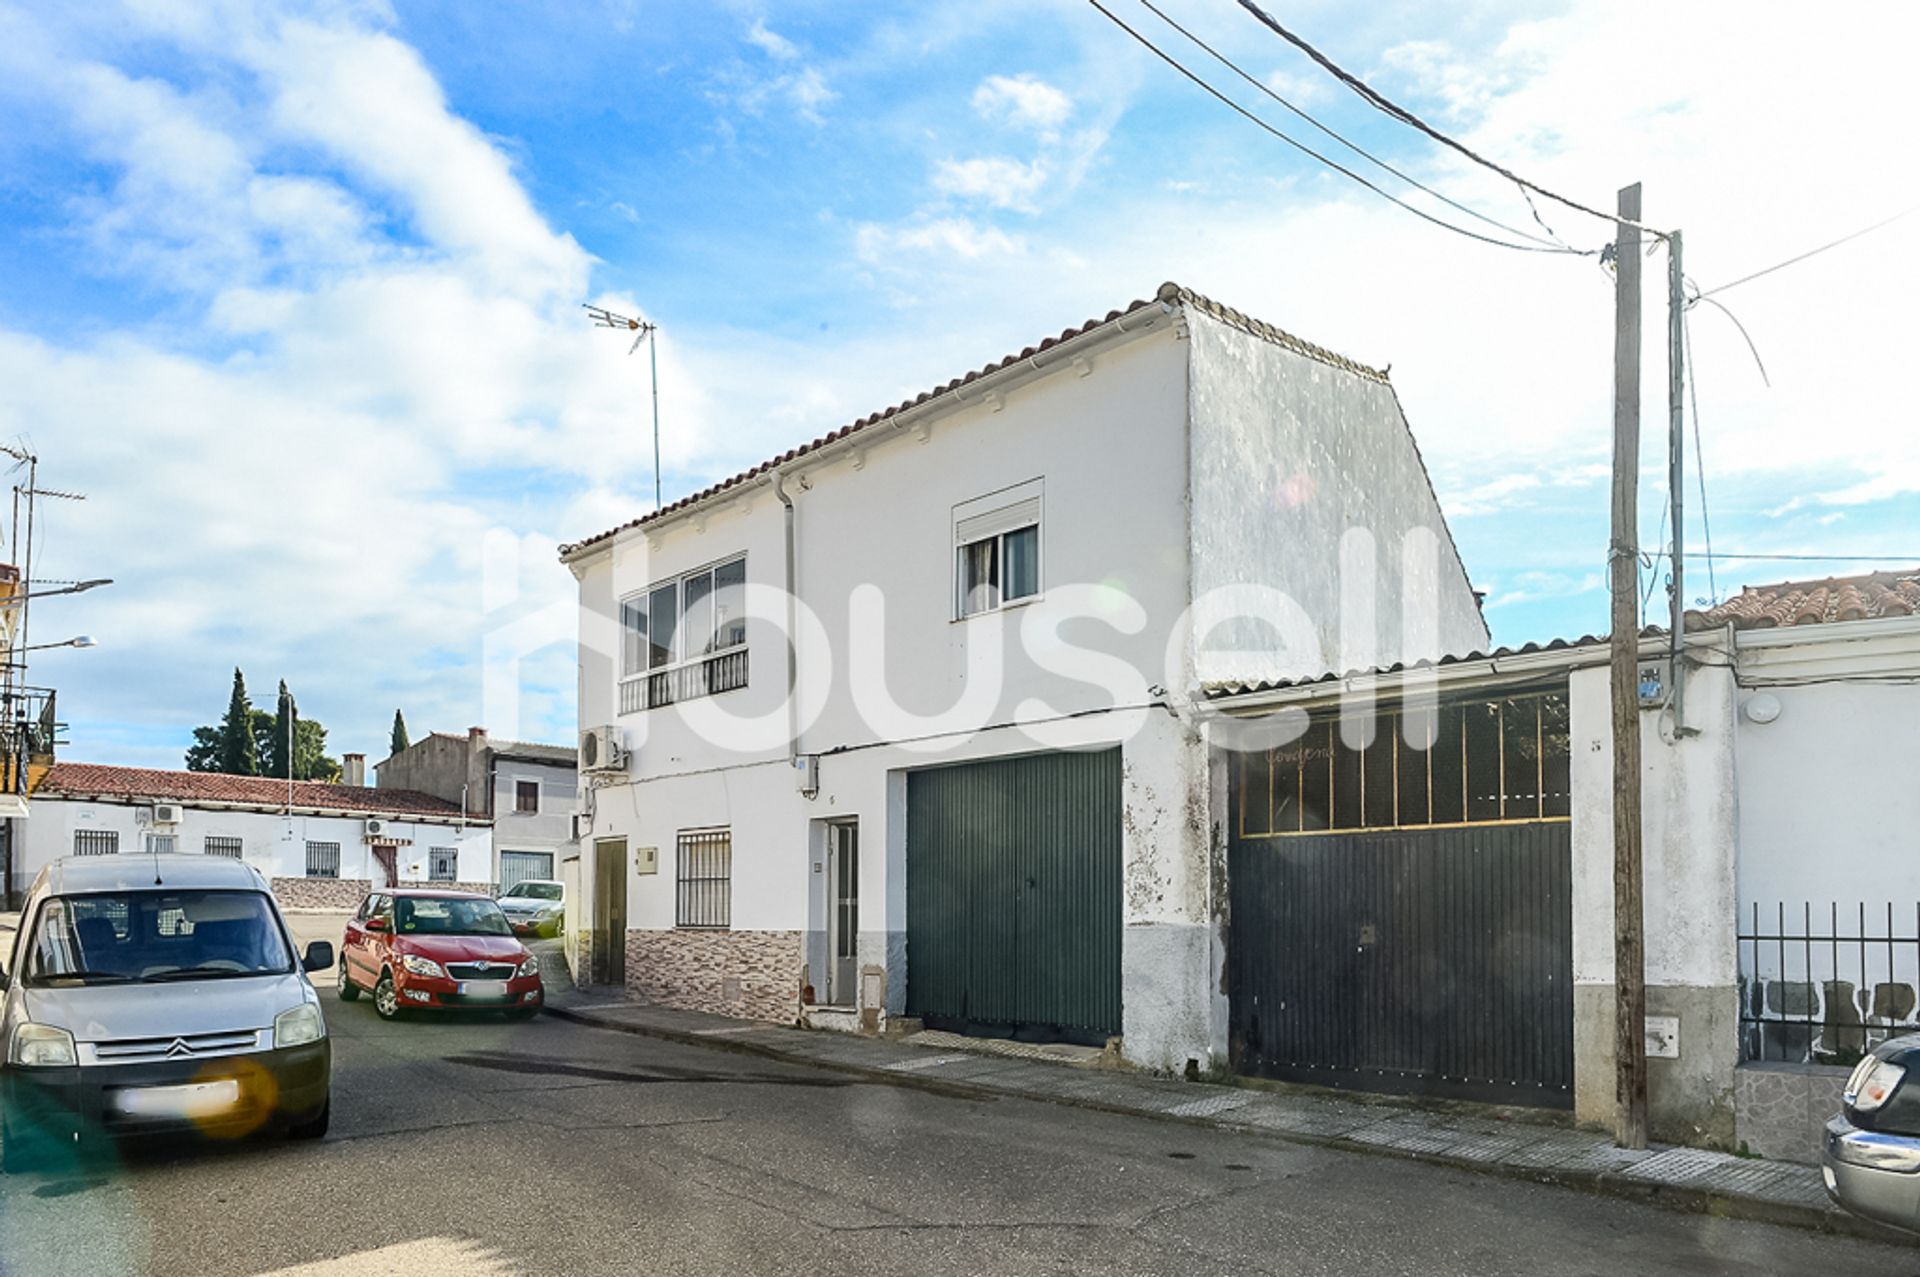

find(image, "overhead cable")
[1085,0,1581,255]
[1233,0,1670,238]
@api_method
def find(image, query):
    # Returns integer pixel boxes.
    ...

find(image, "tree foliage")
[185,670,340,780]
[390,709,410,756]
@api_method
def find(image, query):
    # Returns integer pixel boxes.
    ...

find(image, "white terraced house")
[560,282,1487,1073]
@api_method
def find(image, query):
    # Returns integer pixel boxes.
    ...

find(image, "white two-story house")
[560,282,1487,1073]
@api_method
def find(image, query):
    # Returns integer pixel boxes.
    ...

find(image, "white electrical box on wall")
[634,845,658,876]
[1646,1014,1681,1059]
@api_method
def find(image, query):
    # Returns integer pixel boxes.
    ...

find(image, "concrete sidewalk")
[537,964,1903,1245]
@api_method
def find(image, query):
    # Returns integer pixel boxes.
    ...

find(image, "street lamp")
[19,635,95,653]
[0,579,112,609]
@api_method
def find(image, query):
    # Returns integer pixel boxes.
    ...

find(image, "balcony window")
[619,555,749,713]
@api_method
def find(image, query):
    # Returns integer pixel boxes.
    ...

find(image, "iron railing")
[203,837,243,859]
[675,828,731,929]
[1740,901,1920,1066]
[305,841,342,879]
[73,829,118,856]
[620,648,749,714]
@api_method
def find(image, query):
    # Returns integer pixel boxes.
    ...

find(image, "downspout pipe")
[773,471,801,772]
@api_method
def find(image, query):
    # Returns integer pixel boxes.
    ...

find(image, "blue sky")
[4,0,1917,767]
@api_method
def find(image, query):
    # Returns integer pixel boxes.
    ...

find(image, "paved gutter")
[535,959,1911,1247]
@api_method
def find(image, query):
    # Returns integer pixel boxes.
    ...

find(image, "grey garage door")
[905,749,1122,1046]
[499,850,555,891]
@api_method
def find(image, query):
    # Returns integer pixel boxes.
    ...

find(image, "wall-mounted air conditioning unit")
[364,818,389,838]
[580,725,627,774]
[152,803,183,826]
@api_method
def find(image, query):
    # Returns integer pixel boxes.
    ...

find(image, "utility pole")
[1666,230,1688,728]
[1610,182,1650,1150]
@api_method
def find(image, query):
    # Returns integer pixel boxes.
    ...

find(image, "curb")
[545,1001,1912,1246]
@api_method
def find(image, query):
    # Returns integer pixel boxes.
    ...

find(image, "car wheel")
[287,1102,330,1141]
[336,960,360,1002]
[373,971,402,1020]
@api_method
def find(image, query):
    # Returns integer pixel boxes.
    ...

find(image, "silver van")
[0,854,333,1171]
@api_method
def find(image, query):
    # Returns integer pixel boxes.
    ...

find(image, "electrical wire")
[1084,0,1582,255]
[1694,205,1917,301]
[1130,0,1573,252]
[1233,0,1670,238]
[1680,311,1717,604]
[1682,552,1920,564]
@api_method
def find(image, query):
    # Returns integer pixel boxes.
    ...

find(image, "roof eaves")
[557,281,1390,562]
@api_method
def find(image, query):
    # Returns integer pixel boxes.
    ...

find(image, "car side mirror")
[364,917,389,932]
[302,941,334,973]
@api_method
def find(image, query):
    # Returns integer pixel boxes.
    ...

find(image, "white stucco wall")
[1733,650,1920,917]
[16,798,489,893]
[1569,661,1738,990]
[1184,310,1488,687]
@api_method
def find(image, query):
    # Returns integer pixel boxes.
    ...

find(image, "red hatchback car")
[337,889,543,1020]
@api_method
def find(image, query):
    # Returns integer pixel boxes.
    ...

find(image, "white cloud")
[932,155,1050,210]
[745,18,799,61]
[971,73,1072,131]
[855,217,1023,262]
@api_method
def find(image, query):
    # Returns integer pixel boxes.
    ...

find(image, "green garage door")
[906,749,1122,1046]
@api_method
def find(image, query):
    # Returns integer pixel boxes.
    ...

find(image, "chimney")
[466,727,491,819]
[341,753,366,787]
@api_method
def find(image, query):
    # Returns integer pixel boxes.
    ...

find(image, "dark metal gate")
[906,749,1122,1046]
[1229,822,1573,1107]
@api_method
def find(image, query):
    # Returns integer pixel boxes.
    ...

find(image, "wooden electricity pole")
[1610,182,1650,1149]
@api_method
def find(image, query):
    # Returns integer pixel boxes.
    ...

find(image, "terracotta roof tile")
[1683,569,1920,632]
[558,281,1389,559]
[36,763,470,819]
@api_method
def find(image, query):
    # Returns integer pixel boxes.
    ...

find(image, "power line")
[1694,205,1917,301]
[1131,0,1572,251]
[1680,311,1717,603]
[1083,0,1581,254]
[1233,0,1669,239]
[1684,552,1920,564]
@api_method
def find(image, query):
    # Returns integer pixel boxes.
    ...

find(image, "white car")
[496,880,565,939]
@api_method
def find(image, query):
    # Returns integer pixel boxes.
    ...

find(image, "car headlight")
[8,1022,77,1067]
[1846,1056,1908,1113]
[517,954,540,978]
[274,1002,326,1049]
[401,954,448,978]
[537,904,562,917]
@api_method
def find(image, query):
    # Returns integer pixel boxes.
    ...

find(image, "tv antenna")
[584,304,664,510]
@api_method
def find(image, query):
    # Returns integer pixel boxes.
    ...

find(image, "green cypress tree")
[268,680,297,780]
[216,669,259,776]
[390,709,410,756]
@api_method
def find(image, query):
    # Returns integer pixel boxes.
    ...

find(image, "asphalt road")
[0,986,1912,1277]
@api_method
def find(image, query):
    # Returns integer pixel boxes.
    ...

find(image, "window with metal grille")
[675,829,731,928]
[204,836,243,858]
[305,841,342,878]
[428,847,458,882]
[1236,689,1572,836]
[145,833,177,855]
[73,829,119,856]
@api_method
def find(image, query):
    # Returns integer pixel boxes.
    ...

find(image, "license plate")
[458,980,509,998]
[114,1079,241,1119]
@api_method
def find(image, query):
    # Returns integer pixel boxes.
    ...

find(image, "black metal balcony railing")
[0,684,58,795]
[1740,900,1920,1066]
[619,648,748,715]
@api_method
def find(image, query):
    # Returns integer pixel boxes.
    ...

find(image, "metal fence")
[1739,901,1920,1065]
[203,836,243,858]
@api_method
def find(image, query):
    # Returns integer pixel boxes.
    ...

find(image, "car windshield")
[26,890,294,986]
[507,882,561,901]
[395,896,512,936]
